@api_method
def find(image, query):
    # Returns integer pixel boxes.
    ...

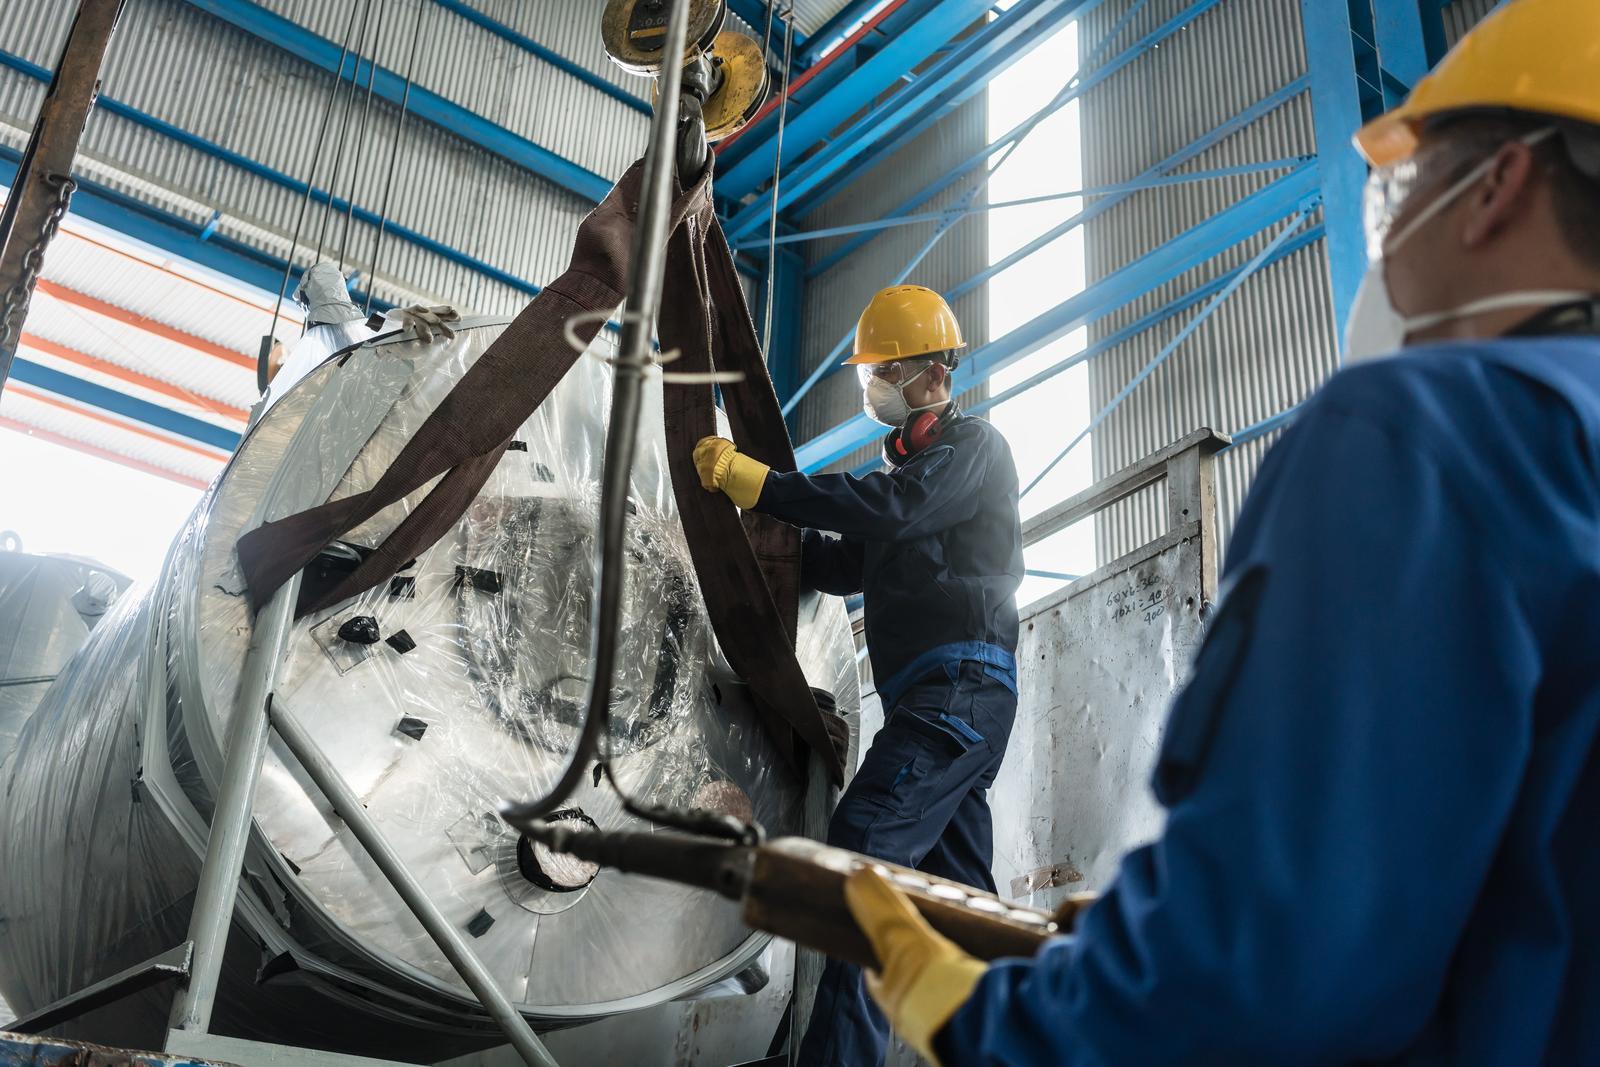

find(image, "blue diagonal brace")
[782,78,1312,416]
[1021,206,1315,496]
[180,0,611,203]
[793,164,1320,471]
[715,0,998,201]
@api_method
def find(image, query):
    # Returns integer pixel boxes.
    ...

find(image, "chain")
[0,173,77,351]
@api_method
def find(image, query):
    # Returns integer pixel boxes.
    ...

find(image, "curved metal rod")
[501,0,696,825]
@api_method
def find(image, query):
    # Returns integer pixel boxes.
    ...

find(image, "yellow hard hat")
[1355,0,1600,168]
[845,285,966,366]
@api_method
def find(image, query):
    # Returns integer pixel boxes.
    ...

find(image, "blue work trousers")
[798,659,1017,1066]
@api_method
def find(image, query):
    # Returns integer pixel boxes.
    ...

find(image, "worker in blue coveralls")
[788,2,1600,1064]
[694,284,1025,1066]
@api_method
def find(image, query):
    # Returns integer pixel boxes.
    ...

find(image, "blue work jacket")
[938,335,1600,1065]
[753,412,1023,707]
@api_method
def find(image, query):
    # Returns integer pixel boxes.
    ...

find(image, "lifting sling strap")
[234,159,846,785]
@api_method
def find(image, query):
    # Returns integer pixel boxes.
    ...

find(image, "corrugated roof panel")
[23,293,256,411]
[0,387,227,488]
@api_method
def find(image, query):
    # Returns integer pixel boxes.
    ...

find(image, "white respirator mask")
[1345,127,1590,364]
[860,360,944,427]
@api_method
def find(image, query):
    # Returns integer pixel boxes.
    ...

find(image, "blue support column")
[1300,0,1372,354]
[756,247,807,412]
[1372,0,1431,102]
[181,0,611,202]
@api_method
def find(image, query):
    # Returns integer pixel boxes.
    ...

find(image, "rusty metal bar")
[0,0,126,396]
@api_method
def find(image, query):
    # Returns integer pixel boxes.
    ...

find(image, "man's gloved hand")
[693,436,769,510]
[397,304,461,344]
[847,868,987,1066]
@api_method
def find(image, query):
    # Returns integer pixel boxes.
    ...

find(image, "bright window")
[985,19,1095,605]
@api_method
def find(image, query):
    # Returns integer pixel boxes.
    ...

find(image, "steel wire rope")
[499,0,698,831]
[761,5,794,356]
[340,0,388,273]
[366,0,428,314]
[259,0,363,392]
[316,0,377,261]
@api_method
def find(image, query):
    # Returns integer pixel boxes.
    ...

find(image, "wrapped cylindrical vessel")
[0,320,857,1061]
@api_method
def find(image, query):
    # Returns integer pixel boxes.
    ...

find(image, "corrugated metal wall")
[1076,0,1500,565]
[0,0,650,314]
[1078,0,1331,563]
[793,95,991,471]
[1443,0,1497,44]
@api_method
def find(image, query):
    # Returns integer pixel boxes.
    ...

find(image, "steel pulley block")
[602,0,727,76]
[650,31,770,143]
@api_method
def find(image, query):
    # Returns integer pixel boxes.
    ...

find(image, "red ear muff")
[905,411,945,453]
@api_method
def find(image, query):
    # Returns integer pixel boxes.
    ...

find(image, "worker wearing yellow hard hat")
[805,3,1600,1064]
[695,284,1024,1065]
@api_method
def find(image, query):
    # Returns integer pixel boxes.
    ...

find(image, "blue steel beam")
[1021,207,1315,496]
[741,158,1309,249]
[181,0,611,203]
[0,48,548,300]
[965,225,1324,419]
[726,0,811,53]
[803,20,1298,279]
[1371,0,1430,103]
[0,148,393,313]
[1300,0,1378,355]
[782,78,1312,412]
[798,0,886,66]
[793,164,1321,470]
[784,0,1207,222]
[723,0,1096,239]
[430,0,650,114]
[716,0,998,201]
[9,359,241,452]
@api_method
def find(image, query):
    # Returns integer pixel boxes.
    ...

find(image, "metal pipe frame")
[179,0,611,203]
[269,701,558,1067]
[778,0,1218,226]
[168,574,301,1035]
[1019,207,1315,497]
[742,157,1310,250]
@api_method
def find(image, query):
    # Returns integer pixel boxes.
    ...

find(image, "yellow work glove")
[692,436,769,510]
[846,868,987,1065]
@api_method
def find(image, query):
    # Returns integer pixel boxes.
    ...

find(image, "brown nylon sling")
[233,159,844,784]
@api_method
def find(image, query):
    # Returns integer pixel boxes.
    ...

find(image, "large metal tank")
[0,319,858,1061]
[0,538,127,767]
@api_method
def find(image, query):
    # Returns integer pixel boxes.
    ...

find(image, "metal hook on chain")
[0,173,76,352]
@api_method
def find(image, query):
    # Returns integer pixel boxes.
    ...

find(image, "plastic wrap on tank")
[0,548,128,765]
[0,317,860,1057]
